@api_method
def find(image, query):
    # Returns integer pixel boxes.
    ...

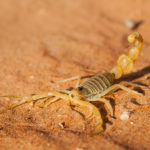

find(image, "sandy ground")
[0,0,150,150]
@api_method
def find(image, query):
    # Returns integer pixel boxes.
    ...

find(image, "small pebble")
[29,75,34,79]
[130,121,134,125]
[125,19,136,29]
[76,148,84,150]
[58,122,66,129]
[40,133,44,136]
[120,111,130,120]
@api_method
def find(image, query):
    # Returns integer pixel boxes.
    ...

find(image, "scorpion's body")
[0,32,146,134]
[77,72,115,100]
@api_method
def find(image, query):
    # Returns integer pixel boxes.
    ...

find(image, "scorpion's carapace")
[0,32,147,134]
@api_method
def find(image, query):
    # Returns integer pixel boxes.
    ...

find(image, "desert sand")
[0,0,150,150]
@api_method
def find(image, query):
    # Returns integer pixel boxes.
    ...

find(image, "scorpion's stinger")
[111,32,143,79]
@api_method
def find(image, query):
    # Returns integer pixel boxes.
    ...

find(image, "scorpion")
[0,32,147,134]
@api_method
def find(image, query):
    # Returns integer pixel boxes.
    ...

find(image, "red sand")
[0,0,150,149]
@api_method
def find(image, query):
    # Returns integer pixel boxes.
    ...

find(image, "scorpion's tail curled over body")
[110,32,143,79]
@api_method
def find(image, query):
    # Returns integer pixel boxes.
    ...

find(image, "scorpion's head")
[69,89,83,100]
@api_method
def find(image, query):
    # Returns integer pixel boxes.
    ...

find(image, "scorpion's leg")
[35,97,53,108]
[89,98,113,117]
[58,90,71,94]
[75,76,81,88]
[0,93,54,113]
[56,75,92,87]
[37,90,71,107]
[56,76,81,88]
[96,84,144,98]
[56,76,81,83]
[120,81,148,89]
[0,91,70,114]
[43,97,60,107]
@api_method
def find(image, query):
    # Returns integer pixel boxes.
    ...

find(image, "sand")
[0,0,150,150]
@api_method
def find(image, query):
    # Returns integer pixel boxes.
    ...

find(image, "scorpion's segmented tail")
[111,32,143,79]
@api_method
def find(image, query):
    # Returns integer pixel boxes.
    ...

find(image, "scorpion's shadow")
[94,65,150,130]
[118,65,150,82]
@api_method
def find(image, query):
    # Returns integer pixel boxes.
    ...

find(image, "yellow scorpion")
[0,32,146,134]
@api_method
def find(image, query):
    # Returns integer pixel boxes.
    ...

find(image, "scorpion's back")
[78,72,115,99]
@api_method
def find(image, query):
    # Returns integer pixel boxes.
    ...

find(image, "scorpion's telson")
[0,32,147,134]
[111,32,143,79]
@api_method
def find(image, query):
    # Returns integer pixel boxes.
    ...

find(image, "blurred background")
[0,0,149,93]
[0,0,150,150]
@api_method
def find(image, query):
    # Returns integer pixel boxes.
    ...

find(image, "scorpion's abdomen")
[78,73,115,98]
